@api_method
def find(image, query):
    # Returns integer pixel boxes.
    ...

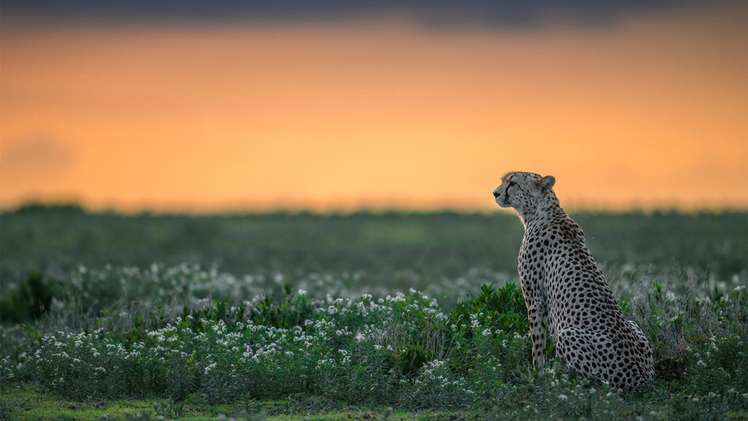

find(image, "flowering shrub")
[2,288,468,405]
[1,264,745,420]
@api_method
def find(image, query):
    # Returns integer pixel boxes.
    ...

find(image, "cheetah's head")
[493,171,556,214]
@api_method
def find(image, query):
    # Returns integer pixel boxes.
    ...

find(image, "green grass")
[0,207,746,419]
[0,386,480,420]
[1,386,158,420]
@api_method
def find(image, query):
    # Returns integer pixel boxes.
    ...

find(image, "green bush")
[250,286,314,329]
[0,273,56,323]
[449,283,528,338]
[390,344,433,376]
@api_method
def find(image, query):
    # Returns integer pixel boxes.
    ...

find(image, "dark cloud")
[2,0,736,30]
[0,135,75,176]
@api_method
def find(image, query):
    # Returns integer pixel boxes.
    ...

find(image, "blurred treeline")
[1,203,747,285]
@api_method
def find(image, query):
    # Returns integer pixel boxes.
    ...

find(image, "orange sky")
[1,6,747,212]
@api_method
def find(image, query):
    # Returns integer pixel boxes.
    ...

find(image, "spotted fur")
[493,171,654,390]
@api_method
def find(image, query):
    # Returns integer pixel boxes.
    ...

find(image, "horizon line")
[4,196,748,215]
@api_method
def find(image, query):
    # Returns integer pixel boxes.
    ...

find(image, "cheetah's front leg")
[527,303,547,371]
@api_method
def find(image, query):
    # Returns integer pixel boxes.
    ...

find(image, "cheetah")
[493,171,654,390]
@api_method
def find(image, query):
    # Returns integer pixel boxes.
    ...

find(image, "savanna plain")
[0,206,746,420]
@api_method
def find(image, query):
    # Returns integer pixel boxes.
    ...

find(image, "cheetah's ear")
[539,175,556,190]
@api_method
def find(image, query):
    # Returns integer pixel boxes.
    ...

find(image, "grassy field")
[0,205,746,420]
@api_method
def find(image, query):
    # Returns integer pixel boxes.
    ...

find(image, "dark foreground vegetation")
[0,206,746,419]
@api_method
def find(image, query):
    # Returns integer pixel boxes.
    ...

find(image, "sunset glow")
[2,4,747,211]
